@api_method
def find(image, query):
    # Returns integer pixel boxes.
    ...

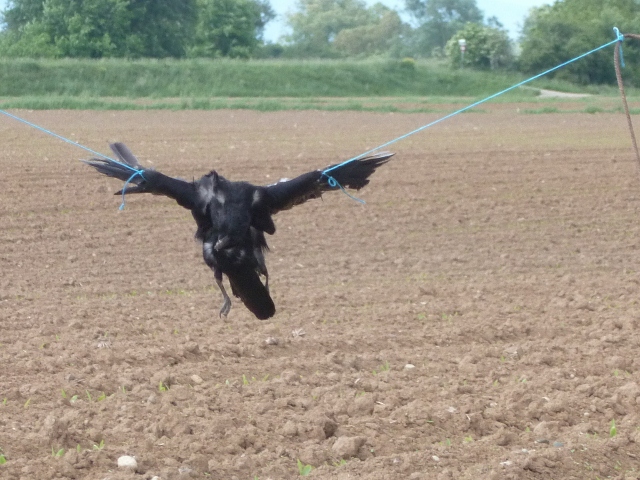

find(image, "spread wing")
[264,151,393,214]
[83,142,199,210]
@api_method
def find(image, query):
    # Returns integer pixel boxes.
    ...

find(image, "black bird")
[84,143,393,320]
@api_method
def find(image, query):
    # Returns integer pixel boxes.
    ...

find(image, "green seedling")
[51,447,64,458]
[97,392,107,402]
[61,389,67,399]
[2,398,6,405]
[23,398,31,408]
[76,444,81,453]
[297,459,313,476]
[0,454,6,465]
[158,382,168,392]
[86,390,92,402]
[92,440,105,451]
[242,374,249,386]
[333,459,347,467]
[610,419,617,437]
[463,436,474,443]
[70,395,78,403]
[373,361,390,375]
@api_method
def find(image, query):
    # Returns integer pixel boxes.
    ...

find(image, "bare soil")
[2,109,640,479]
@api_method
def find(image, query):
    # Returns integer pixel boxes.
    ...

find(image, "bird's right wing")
[264,151,393,214]
[83,142,199,210]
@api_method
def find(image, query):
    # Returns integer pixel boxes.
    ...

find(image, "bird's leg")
[214,270,231,318]
[214,235,231,251]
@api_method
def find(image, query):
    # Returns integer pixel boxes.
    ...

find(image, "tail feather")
[228,268,275,320]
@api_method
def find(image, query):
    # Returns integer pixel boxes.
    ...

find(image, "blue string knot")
[614,27,624,42]
[322,172,366,205]
[614,27,625,67]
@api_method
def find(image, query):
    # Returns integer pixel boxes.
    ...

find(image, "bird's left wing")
[263,151,393,214]
[84,142,199,210]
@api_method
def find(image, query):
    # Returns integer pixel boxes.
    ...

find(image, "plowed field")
[2,109,640,479]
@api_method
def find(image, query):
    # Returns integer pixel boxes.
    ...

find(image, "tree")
[0,0,277,58]
[404,0,483,56]
[189,0,275,58]
[285,0,403,58]
[125,0,198,58]
[445,22,513,69]
[518,0,640,84]
[0,0,132,58]
[333,4,403,56]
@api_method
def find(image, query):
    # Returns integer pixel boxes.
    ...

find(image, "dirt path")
[536,88,592,99]
[1,109,640,479]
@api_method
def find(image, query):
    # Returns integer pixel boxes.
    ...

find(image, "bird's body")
[85,143,393,319]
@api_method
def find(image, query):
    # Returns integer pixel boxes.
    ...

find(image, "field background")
[1,105,640,479]
[0,57,635,112]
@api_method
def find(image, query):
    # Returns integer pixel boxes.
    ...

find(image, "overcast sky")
[0,0,550,42]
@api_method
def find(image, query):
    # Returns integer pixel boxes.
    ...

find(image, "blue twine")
[325,174,366,204]
[0,108,145,210]
[119,170,146,210]
[0,28,629,209]
[323,28,626,196]
[614,27,625,67]
[0,109,111,159]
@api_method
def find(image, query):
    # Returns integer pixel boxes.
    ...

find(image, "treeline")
[1,0,640,85]
[0,0,274,59]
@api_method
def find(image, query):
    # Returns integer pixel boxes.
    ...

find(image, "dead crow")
[84,143,393,319]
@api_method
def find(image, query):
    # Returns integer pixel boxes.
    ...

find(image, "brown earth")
[2,109,640,480]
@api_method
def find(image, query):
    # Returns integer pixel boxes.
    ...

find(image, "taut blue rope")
[322,28,626,201]
[0,108,145,209]
[0,109,111,159]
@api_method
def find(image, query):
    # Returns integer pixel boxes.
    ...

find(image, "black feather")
[265,151,393,213]
[84,143,393,320]
[228,266,275,320]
